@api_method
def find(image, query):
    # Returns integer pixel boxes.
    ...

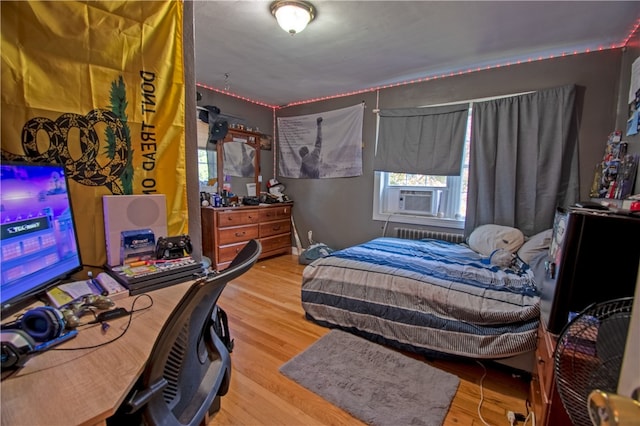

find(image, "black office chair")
[115,239,261,426]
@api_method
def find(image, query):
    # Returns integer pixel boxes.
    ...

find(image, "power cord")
[52,294,153,351]
[381,215,392,237]
[477,361,533,426]
[523,399,536,426]
[475,360,492,426]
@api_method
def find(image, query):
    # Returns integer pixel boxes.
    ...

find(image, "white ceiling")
[194,1,640,107]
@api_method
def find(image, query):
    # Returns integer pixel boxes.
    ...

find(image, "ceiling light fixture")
[270,0,315,35]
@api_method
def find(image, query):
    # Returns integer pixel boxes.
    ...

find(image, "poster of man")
[223,141,256,177]
[277,103,364,179]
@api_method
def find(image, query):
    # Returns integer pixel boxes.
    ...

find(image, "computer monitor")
[1,162,83,315]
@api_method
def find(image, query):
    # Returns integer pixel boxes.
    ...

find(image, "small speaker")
[103,195,168,266]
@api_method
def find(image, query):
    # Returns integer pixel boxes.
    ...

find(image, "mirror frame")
[216,128,261,195]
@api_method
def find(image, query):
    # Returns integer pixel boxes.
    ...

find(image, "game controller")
[155,235,193,260]
[59,294,115,328]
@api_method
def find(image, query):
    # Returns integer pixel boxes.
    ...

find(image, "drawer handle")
[273,225,281,231]
[235,231,246,237]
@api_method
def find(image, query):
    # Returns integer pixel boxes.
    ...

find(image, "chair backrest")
[125,239,261,426]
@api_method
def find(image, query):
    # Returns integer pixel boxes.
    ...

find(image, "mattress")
[301,237,541,359]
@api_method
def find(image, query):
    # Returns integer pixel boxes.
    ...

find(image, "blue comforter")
[301,237,541,359]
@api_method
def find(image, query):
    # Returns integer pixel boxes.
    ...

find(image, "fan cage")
[554,297,634,426]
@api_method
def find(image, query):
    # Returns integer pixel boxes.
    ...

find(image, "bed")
[301,228,549,363]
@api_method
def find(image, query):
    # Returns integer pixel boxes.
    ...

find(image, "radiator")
[394,227,465,244]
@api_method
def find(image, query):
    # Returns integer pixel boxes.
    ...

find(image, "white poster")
[223,141,256,177]
[277,103,364,178]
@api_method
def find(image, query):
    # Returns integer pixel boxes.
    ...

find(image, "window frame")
[372,172,466,229]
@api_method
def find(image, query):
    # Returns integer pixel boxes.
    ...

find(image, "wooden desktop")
[1,279,193,426]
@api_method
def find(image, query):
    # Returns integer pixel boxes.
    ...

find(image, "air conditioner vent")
[387,188,442,216]
[398,189,440,215]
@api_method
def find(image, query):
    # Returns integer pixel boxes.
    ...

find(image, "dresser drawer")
[260,233,291,254]
[259,219,291,238]
[218,242,250,264]
[259,205,291,221]
[217,224,259,245]
[216,209,260,227]
[537,325,555,402]
[529,375,546,426]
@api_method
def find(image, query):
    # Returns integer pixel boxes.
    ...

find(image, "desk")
[1,280,193,426]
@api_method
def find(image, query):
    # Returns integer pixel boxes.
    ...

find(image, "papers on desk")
[58,280,99,300]
[46,274,129,307]
[45,287,75,307]
[46,280,100,307]
[46,281,95,307]
[95,272,129,299]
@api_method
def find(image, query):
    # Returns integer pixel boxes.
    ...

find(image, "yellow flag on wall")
[0,1,186,268]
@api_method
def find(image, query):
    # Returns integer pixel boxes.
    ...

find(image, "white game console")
[103,194,168,267]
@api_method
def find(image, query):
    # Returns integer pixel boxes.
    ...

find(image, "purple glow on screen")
[0,163,82,312]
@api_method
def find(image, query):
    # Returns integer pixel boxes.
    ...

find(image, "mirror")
[216,128,260,196]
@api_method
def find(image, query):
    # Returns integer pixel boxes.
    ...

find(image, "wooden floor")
[210,254,532,426]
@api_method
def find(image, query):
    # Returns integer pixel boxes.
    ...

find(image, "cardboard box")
[120,229,155,265]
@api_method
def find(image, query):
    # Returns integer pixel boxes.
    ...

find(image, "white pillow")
[467,224,525,257]
[517,229,553,264]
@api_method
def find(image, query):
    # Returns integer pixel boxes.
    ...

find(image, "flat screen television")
[0,161,83,315]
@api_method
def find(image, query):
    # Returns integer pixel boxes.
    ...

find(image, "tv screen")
[0,162,83,315]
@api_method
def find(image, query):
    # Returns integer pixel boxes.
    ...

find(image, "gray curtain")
[464,84,580,238]
[375,103,469,175]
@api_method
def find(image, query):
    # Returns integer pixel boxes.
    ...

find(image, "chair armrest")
[124,377,168,414]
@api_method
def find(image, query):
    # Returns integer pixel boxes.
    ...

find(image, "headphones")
[1,306,67,370]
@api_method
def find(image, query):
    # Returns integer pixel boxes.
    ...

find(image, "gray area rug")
[279,330,460,426]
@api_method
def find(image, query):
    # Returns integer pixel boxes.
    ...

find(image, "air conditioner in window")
[387,188,442,216]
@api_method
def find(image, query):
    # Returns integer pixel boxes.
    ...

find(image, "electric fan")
[554,297,634,426]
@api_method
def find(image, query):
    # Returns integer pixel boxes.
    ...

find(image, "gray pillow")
[517,229,553,264]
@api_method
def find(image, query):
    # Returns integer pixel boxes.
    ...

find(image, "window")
[197,118,218,187]
[373,109,471,229]
[198,148,210,184]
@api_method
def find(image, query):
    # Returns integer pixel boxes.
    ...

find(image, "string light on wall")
[197,19,640,108]
[270,0,315,35]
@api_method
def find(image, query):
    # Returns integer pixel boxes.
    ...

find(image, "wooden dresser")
[530,321,573,426]
[201,203,293,270]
